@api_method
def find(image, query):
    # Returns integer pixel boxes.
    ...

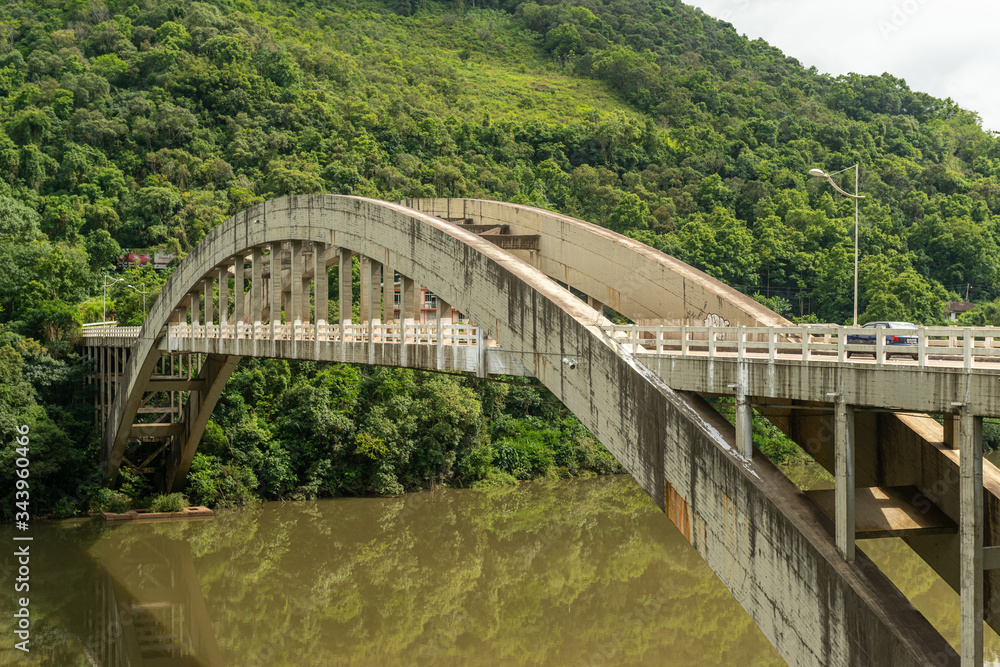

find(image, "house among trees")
[945,301,975,321]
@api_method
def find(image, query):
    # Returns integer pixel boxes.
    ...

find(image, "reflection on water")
[3,476,784,666]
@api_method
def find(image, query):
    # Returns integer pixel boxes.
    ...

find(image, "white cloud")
[686,0,1000,129]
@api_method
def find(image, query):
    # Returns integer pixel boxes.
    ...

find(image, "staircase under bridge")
[80,195,1000,665]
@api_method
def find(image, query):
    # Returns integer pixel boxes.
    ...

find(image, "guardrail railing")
[602,325,1000,371]
[80,325,142,338]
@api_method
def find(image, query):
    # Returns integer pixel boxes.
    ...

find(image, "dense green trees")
[2,0,1000,515]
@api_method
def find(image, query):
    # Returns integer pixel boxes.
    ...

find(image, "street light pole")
[128,283,148,319]
[103,275,124,325]
[808,165,865,326]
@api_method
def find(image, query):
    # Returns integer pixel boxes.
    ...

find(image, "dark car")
[845,321,919,360]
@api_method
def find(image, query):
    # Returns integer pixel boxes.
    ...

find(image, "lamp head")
[808,168,827,178]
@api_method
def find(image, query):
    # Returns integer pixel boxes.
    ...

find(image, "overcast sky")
[684,0,1000,132]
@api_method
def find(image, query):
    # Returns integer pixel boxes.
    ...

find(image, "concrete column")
[414,282,423,324]
[203,276,214,326]
[251,246,263,324]
[270,244,283,325]
[360,256,371,325]
[382,262,394,323]
[437,297,452,325]
[313,243,328,325]
[190,287,200,326]
[339,249,353,326]
[835,398,856,563]
[217,266,228,326]
[177,300,188,327]
[290,240,303,324]
[735,388,752,461]
[945,414,959,449]
[233,255,245,327]
[401,276,416,325]
[588,294,603,315]
[300,247,312,325]
[368,259,382,326]
[960,407,984,665]
[102,346,109,423]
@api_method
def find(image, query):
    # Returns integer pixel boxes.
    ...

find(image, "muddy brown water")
[5,470,999,666]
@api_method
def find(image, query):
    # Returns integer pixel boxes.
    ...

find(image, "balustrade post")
[964,328,973,370]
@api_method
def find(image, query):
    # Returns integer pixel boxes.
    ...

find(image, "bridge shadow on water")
[7,476,788,666]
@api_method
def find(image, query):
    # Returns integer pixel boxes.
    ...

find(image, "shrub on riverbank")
[149,493,189,513]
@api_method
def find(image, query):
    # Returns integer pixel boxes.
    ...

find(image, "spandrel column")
[290,240,304,325]
[217,265,229,327]
[360,256,371,325]
[233,255,245,331]
[339,249,353,327]
[382,261,395,324]
[251,246,263,326]
[313,243,328,327]
[368,258,383,326]
[270,244,283,326]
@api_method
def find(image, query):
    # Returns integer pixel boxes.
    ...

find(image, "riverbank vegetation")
[2,0,1000,516]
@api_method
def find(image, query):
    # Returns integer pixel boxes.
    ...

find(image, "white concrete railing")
[603,324,1000,372]
[81,325,142,339]
[163,321,486,345]
[81,322,487,344]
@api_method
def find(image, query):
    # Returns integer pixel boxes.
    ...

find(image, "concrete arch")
[403,198,786,327]
[103,195,951,665]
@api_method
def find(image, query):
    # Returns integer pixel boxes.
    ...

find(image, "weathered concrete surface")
[409,198,999,644]
[104,195,956,665]
[640,355,1000,417]
[402,198,784,328]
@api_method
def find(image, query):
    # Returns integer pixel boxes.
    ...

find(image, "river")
[4,473,999,666]
[3,476,782,666]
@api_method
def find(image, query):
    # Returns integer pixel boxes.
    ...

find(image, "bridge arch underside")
[106,195,954,665]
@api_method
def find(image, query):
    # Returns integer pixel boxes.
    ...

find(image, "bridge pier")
[834,398,856,562]
[960,408,983,666]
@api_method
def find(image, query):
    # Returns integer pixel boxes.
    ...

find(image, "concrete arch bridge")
[81,196,1000,665]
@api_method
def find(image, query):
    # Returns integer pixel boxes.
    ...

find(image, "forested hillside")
[1,0,997,516]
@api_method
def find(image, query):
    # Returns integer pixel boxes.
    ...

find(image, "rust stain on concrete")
[665,480,692,543]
